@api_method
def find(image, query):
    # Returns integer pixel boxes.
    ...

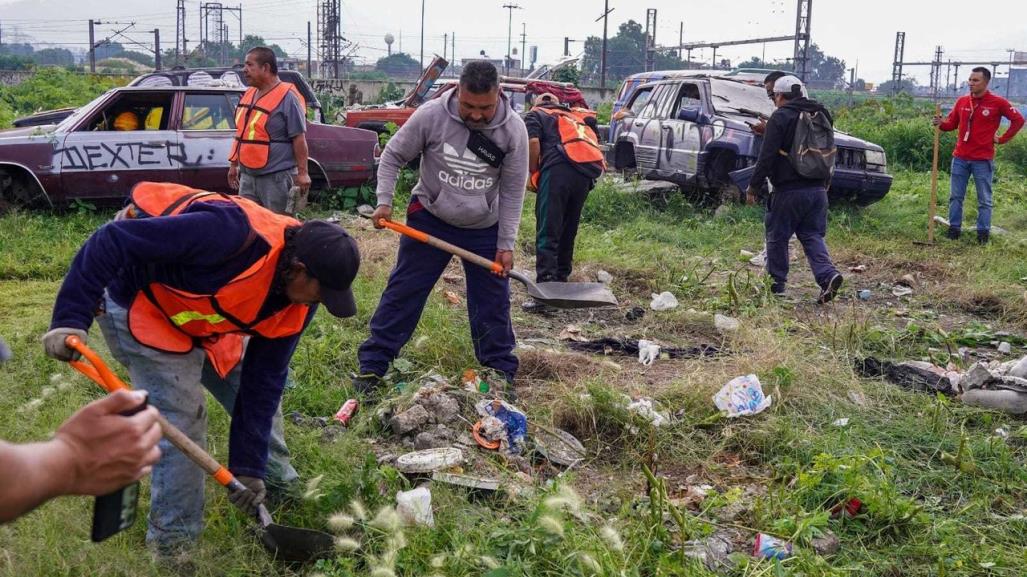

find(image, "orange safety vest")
[125,182,310,378]
[529,105,606,190]
[228,82,306,170]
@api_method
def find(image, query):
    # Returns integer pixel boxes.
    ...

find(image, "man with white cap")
[746,75,842,304]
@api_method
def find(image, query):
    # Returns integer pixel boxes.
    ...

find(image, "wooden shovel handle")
[377,218,502,274]
[65,336,244,492]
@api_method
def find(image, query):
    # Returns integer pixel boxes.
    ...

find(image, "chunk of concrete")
[714,314,740,333]
[1009,356,1027,379]
[961,389,1027,414]
[390,404,430,435]
[680,532,732,571]
[962,363,995,391]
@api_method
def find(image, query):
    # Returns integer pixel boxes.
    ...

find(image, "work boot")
[817,273,844,304]
[977,229,990,244]
[946,226,961,240]
[521,298,552,314]
[350,372,384,397]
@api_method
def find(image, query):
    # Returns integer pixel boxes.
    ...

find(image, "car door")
[178,91,241,193]
[656,82,704,180]
[57,91,179,201]
[633,83,673,172]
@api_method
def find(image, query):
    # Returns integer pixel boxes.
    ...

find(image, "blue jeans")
[948,157,994,232]
[95,293,297,550]
[358,205,518,381]
[765,186,839,290]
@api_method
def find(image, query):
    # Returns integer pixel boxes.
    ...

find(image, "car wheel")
[0,169,49,213]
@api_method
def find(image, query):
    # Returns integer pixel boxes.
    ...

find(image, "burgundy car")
[0,85,378,209]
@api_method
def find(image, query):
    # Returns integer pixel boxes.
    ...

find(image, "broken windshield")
[710,79,775,118]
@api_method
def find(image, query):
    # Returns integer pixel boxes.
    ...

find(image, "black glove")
[228,475,267,516]
[42,328,88,361]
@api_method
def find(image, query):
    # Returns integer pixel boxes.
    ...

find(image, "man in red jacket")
[933,67,1024,243]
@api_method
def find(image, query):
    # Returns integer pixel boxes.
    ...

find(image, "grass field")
[1,167,1026,577]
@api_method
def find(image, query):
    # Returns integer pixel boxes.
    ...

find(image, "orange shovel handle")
[64,336,243,492]
[377,218,503,274]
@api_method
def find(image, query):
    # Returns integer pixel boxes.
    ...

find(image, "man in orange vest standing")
[228,47,311,215]
[522,93,605,312]
[41,183,359,561]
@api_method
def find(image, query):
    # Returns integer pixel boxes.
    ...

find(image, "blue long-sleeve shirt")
[50,200,312,478]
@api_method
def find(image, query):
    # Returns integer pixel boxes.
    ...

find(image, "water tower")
[385,33,395,56]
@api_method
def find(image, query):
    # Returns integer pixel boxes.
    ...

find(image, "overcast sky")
[1,0,1024,85]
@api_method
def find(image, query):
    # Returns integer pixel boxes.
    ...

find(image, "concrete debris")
[411,385,460,424]
[811,530,841,556]
[414,424,456,450]
[390,404,431,435]
[714,314,740,333]
[962,363,995,391]
[680,532,733,571]
[998,341,1012,354]
[559,324,589,342]
[897,274,917,288]
[596,270,613,284]
[1010,356,1027,379]
[650,291,679,311]
[961,389,1027,414]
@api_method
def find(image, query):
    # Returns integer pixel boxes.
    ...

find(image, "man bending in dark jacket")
[745,75,843,304]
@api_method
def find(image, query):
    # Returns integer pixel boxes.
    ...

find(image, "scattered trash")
[740,249,755,258]
[442,273,463,284]
[753,533,792,560]
[596,270,613,284]
[472,420,501,450]
[714,375,772,417]
[443,290,462,305]
[626,397,670,426]
[334,399,359,426]
[356,204,375,218]
[855,358,957,396]
[811,530,840,556]
[395,448,465,474]
[567,338,719,359]
[749,248,767,267]
[998,341,1012,354]
[533,426,586,467]
[396,486,434,527]
[832,417,850,427]
[625,306,646,322]
[830,497,862,518]
[431,471,501,492]
[637,339,661,366]
[891,285,913,297]
[485,400,528,454]
[849,264,867,273]
[462,369,489,393]
[995,428,1009,439]
[857,289,872,301]
[714,313,740,333]
[898,274,917,288]
[558,325,589,342]
[681,533,733,571]
[650,291,679,311]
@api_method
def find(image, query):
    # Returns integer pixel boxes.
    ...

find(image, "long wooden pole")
[928,103,941,243]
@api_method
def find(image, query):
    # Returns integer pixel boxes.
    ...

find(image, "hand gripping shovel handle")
[64,335,249,496]
[377,218,503,274]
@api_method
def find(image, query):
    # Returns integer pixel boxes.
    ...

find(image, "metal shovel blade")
[256,505,335,563]
[509,270,618,309]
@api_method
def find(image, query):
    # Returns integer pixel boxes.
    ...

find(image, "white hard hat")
[773,75,808,97]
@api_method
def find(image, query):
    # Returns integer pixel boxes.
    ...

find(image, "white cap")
[772,75,808,97]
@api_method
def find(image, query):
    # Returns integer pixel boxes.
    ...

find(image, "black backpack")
[788,108,836,179]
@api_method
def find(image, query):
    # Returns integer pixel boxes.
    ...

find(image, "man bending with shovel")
[43,182,359,561]
[355,60,529,394]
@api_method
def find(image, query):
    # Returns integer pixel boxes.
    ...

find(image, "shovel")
[377,218,618,309]
[64,336,335,563]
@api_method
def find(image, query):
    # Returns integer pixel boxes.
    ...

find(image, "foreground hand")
[749,118,767,135]
[42,328,87,362]
[228,475,267,516]
[372,204,393,229]
[494,250,514,276]
[54,390,162,496]
[745,186,759,206]
[227,164,240,190]
[994,135,1002,144]
[931,115,942,127]
[295,171,312,193]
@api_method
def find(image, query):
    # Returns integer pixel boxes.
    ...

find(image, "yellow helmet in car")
[113,111,140,131]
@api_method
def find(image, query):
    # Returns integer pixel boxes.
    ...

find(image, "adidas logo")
[438,143,495,190]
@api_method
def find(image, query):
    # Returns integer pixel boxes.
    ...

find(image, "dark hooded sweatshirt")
[751,97,833,193]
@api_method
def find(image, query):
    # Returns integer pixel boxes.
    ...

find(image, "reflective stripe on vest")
[533,106,606,167]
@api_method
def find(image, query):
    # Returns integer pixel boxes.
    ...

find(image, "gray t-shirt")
[241,89,306,176]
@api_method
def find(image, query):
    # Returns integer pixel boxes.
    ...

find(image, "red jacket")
[939,90,1024,161]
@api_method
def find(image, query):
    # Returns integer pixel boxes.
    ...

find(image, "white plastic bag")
[396,486,434,527]
[638,339,661,366]
[650,291,679,311]
[713,374,772,417]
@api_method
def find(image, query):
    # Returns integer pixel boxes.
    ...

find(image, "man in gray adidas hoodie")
[355,61,529,394]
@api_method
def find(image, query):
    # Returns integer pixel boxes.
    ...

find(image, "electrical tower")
[930,45,944,99]
[644,9,657,72]
[317,0,342,79]
[792,0,812,81]
[199,3,241,66]
[175,0,187,65]
[891,31,906,95]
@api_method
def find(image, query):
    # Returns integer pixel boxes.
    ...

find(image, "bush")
[0,67,126,125]
[998,135,1027,175]
[833,94,956,171]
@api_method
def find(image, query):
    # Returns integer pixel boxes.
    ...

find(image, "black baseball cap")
[292,220,360,318]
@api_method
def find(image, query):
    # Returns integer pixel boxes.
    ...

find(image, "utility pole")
[502,3,522,75]
[792,0,812,82]
[678,21,683,59]
[891,31,906,95]
[930,45,943,99]
[644,9,657,72]
[1007,49,1015,99]
[451,32,455,65]
[419,0,425,70]
[520,23,526,76]
[175,0,187,65]
[306,21,312,77]
[595,0,613,89]
[88,19,96,73]
[153,29,161,70]
[443,33,448,60]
